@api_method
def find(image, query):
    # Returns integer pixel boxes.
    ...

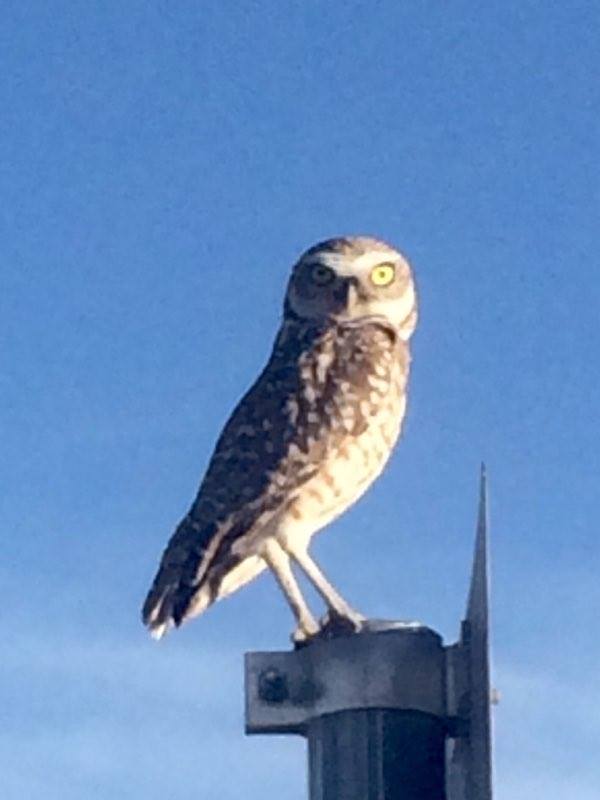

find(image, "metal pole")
[246,622,448,799]
[245,470,493,800]
[308,709,446,800]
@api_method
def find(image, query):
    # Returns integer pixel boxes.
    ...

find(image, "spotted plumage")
[142,236,417,641]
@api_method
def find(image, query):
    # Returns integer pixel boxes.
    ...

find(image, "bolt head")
[258,668,288,704]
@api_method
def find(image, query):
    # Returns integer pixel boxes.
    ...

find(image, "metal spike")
[446,465,493,800]
[465,463,493,799]
[467,462,490,626]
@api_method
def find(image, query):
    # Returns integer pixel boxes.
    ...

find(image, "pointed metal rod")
[446,464,493,799]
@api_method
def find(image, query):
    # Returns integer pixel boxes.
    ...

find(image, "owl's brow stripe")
[312,250,402,275]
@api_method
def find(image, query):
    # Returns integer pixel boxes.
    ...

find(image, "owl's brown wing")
[142,319,405,637]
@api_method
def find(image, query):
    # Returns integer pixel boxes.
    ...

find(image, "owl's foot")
[318,609,366,639]
[292,617,320,646]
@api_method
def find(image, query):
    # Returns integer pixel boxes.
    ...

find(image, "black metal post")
[308,710,446,800]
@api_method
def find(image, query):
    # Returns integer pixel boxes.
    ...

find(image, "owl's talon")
[292,621,320,647]
[318,609,365,639]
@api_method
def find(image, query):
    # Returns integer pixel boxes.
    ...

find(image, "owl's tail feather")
[141,514,218,639]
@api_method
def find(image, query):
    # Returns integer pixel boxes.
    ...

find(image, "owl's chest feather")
[282,323,410,538]
[296,322,408,442]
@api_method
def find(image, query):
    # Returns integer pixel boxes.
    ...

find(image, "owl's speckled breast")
[276,319,410,547]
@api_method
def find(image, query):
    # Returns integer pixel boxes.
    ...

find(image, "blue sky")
[2,2,599,797]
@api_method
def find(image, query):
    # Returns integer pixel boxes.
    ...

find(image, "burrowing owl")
[142,236,417,641]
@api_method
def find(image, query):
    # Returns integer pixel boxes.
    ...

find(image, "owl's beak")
[344,277,360,312]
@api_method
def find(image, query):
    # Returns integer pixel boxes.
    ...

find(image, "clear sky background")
[2,2,599,798]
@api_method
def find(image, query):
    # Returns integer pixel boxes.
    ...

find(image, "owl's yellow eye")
[311,265,335,285]
[370,263,396,287]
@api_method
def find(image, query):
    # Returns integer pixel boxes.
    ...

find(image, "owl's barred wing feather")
[142,325,314,637]
[142,319,408,637]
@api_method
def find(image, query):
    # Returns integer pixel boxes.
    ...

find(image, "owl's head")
[284,236,417,340]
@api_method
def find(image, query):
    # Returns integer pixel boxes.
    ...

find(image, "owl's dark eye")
[311,265,336,286]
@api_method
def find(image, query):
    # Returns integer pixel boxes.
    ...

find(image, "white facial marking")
[358,283,416,331]
[317,249,399,277]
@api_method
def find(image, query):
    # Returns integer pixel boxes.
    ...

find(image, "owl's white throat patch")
[344,284,417,340]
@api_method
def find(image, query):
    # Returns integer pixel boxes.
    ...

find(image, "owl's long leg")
[287,546,366,629]
[262,540,319,642]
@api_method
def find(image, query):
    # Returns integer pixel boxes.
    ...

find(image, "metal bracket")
[246,622,446,735]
